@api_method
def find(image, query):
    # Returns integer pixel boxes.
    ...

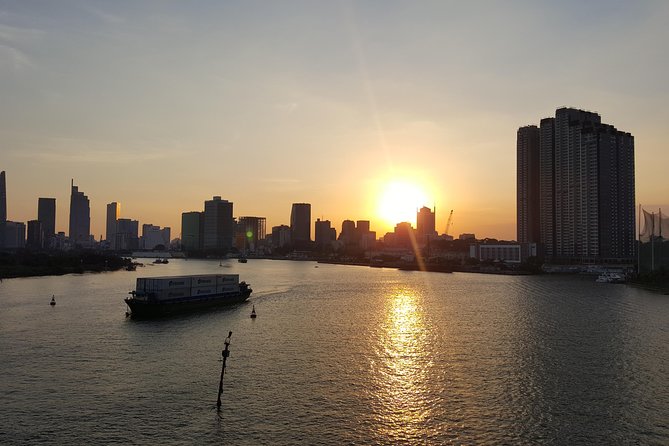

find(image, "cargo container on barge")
[125,274,252,317]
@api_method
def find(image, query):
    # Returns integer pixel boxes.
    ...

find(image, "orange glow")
[376,180,431,228]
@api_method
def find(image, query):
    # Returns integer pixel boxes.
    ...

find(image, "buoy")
[250,305,257,319]
[50,295,56,306]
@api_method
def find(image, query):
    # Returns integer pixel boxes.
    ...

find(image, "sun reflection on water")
[372,288,435,442]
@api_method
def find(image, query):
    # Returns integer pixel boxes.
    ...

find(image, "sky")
[1,0,668,240]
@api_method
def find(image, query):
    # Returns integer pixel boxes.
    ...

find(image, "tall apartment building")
[181,211,204,252]
[68,180,90,245]
[518,107,635,263]
[516,126,540,244]
[290,203,311,248]
[0,171,6,249]
[237,216,266,252]
[106,202,120,245]
[416,206,437,242]
[38,198,56,244]
[116,218,139,251]
[203,196,233,251]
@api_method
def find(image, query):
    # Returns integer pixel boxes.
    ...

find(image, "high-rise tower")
[290,203,311,248]
[519,108,635,262]
[203,196,234,251]
[106,202,120,246]
[68,180,90,246]
[516,126,540,244]
[38,198,56,243]
[0,171,6,249]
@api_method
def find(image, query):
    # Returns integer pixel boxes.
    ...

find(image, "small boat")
[238,257,247,263]
[50,295,56,306]
[153,258,169,264]
[596,272,625,283]
[250,305,257,318]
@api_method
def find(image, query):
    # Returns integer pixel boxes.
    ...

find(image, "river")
[1,259,667,445]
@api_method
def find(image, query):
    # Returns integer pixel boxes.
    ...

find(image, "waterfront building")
[416,206,437,242]
[0,171,6,249]
[271,225,291,248]
[181,211,204,252]
[338,219,356,245]
[469,242,522,264]
[203,196,233,251]
[522,107,635,263]
[141,224,171,250]
[68,180,90,246]
[26,220,43,249]
[290,203,311,248]
[392,222,414,249]
[115,218,139,251]
[37,198,56,246]
[106,202,120,245]
[516,125,540,244]
[4,221,25,249]
[237,216,266,252]
[315,219,336,249]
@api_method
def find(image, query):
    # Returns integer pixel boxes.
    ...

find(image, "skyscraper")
[38,198,56,244]
[0,171,6,225]
[106,202,120,245]
[516,126,540,244]
[237,216,266,252]
[68,180,90,246]
[203,196,233,251]
[290,203,311,248]
[519,107,635,262]
[416,206,437,241]
[26,220,43,249]
[0,171,6,249]
[181,211,204,252]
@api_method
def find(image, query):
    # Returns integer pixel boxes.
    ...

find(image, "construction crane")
[445,210,454,236]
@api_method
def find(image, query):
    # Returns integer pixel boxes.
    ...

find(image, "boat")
[596,272,625,283]
[50,295,56,306]
[250,305,257,318]
[238,257,247,263]
[124,274,252,317]
[153,258,169,264]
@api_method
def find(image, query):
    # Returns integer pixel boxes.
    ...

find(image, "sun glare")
[377,180,430,227]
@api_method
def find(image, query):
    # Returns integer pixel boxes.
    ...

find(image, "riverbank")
[0,251,132,279]
[317,259,534,275]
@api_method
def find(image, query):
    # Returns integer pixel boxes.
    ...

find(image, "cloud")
[0,43,31,70]
[273,102,299,113]
[9,136,189,165]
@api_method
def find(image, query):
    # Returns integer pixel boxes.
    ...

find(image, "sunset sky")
[1,1,668,240]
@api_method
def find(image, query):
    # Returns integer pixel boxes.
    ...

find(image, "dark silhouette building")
[237,216,266,252]
[520,107,635,263]
[106,202,120,245]
[416,206,437,242]
[26,220,43,249]
[516,125,540,244]
[204,196,234,251]
[315,218,336,249]
[181,211,204,252]
[38,198,56,246]
[68,180,90,246]
[290,203,311,248]
[0,171,6,249]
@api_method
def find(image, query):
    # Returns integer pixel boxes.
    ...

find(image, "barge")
[125,274,252,317]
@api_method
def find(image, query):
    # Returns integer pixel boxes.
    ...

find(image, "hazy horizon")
[2,1,668,239]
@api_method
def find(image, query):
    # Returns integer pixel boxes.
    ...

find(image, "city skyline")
[2,2,669,238]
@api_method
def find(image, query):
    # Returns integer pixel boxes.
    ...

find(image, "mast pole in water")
[217,331,232,411]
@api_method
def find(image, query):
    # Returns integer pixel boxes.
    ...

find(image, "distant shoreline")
[0,252,132,280]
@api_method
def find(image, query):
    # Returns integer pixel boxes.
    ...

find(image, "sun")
[377,180,430,228]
